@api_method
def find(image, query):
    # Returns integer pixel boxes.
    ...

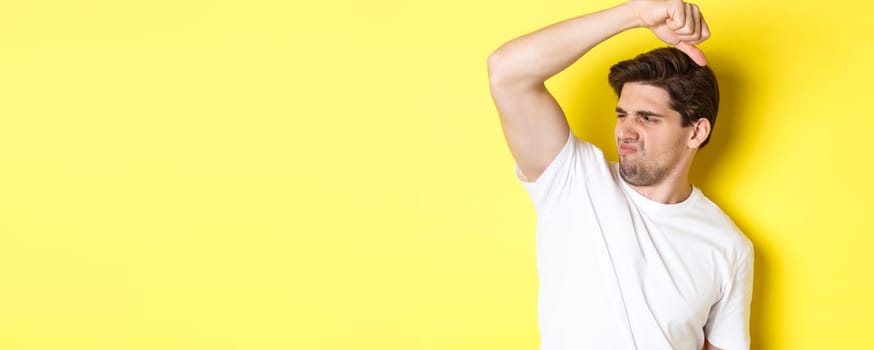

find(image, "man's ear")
[688,117,712,148]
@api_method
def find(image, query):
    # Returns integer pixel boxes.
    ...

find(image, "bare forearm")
[488,2,643,87]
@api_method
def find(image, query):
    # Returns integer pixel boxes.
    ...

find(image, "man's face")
[615,82,693,187]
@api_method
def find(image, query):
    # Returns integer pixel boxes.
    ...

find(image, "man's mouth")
[618,143,638,155]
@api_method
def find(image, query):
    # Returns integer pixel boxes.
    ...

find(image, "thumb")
[675,41,707,66]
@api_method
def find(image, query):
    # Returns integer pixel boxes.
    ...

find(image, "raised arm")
[487,0,709,182]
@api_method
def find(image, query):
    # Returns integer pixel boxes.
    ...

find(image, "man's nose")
[616,118,639,141]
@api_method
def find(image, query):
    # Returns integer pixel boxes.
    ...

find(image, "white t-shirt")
[515,130,754,350]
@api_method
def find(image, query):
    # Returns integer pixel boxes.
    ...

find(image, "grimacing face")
[615,83,694,187]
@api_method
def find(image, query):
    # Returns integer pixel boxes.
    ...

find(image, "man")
[487,1,753,349]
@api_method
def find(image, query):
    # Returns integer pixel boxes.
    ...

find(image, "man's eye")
[641,115,654,122]
[617,114,626,118]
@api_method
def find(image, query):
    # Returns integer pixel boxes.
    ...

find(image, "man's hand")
[631,0,710,65]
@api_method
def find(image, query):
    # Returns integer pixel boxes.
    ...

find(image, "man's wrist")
[616,1,648,30]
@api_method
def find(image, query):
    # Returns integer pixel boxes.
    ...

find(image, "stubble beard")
[619,154,670,187]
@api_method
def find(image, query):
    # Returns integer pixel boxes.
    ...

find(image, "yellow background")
[0,0,871,349]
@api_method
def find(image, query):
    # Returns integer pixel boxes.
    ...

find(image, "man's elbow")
[487,49,512,87]
[487,43,537,86]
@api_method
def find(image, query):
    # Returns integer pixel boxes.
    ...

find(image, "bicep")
[489,81,570,182]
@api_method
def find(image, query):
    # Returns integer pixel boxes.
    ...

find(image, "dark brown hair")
[608,47,719,147]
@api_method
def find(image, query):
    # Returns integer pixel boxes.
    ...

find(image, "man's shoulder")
[692,190,754,255]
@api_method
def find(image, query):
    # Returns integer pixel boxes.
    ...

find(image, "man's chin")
[619,162,652,186]
[618,162,636,182]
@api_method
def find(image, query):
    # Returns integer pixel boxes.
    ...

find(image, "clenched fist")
[630,0,710,65]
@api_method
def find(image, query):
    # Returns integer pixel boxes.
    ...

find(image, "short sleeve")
[513,130,605,212]
[704,246,755,350]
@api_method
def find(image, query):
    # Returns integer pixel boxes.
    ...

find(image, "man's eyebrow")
[637,110,665,118]
[615,107,664,118]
